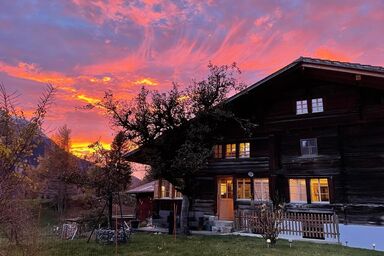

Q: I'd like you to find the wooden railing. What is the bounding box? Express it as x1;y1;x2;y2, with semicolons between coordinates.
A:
235;210;340;242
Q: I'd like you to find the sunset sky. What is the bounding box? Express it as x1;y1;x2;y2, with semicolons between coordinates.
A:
1;0;383;162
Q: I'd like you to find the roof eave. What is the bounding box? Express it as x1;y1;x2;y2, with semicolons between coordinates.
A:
301;63;384;78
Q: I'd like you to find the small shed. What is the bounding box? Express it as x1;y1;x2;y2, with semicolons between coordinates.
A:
127;181;155;221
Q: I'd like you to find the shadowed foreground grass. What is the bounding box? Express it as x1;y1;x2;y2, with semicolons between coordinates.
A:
4;233;384;256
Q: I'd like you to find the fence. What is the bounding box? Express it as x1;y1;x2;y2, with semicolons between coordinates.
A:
234;210;340;242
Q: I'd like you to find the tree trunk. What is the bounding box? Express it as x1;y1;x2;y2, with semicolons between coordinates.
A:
107;193;113;228
180;195;190;235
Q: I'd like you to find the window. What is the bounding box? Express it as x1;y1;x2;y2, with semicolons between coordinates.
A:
300;138;318;156
225;143;236;159
237;178;252;199
254;178;270;201
155;180;183;199
312;98;324;113
239;142;250;158
289;179;307;203
310;178;330;203
161;180;171;198
296;100;308;115
213;144;223;159
174;188;183;199
220;178;233;199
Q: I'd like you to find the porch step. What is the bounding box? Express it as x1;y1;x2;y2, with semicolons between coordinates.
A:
211;220;234;233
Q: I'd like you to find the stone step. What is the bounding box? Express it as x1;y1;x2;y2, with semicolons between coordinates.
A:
213;220;234;227
211;220;234;233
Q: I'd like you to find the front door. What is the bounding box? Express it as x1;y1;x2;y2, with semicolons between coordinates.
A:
217;176;234;220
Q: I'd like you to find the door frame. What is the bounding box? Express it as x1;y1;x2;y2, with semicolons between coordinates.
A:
216;175;235;220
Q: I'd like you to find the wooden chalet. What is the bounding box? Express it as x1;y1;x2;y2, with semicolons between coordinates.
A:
128;57;384;234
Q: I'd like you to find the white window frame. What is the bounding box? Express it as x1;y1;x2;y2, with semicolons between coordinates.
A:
310;178;330;204
239;142;250;158
296;100;308;115
289;178;307;203
311;98;324;113
300;138;318;156
254;178;270;201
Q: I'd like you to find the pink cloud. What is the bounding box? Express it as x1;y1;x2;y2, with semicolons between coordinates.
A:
2;0;384;160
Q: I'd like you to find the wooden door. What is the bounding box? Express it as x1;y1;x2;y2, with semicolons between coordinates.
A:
137;195;153;221
217;176;234;220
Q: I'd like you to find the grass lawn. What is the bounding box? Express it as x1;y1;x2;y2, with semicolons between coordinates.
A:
17;232;383;256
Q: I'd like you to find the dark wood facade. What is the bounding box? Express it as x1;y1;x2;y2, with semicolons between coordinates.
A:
190;58;384;225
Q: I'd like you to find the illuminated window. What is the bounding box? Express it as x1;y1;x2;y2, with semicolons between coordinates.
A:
289;179;307;203
237;178;252;199
220;178;233;199
254;178;270;201
225;144;236;159
296;100;308;115
300;138;318;156
161;180;171;198
213;145;223;159
310;178;329;203
311;98;324;113
174;188;182;199
239;142;250;158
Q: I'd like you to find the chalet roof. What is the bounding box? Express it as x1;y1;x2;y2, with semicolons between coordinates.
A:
127;180;155;194
226;56;384;103
299;57;384;74
125;56;384;163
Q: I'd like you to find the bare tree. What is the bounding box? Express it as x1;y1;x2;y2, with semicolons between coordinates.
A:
93;63;251;234
0;83;54;254
66;131;132;228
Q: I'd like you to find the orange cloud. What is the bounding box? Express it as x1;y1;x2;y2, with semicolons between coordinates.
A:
71;141;111;157
0;61;74;85
314;47;351;62
78;55;145;75
134;78;158;86
89;76;112;83
75;94;100;105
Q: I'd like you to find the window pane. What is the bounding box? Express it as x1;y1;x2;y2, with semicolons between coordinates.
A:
220;178;233;199
296;100;308;115
213;145;222;159
237;178;251;199
300;138;318;156
225;144;236;159
239;142;250;158
312;98;324;113
161;180;171;198
254;178;269;201
310;178;329;203
173;185;182;198
175;190;182;198
289;179;307;202
220;182;227;198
